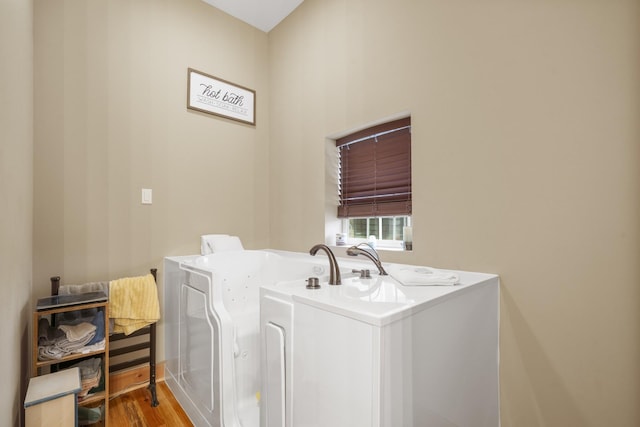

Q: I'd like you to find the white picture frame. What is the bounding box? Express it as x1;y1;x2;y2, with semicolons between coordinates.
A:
187;68;256;125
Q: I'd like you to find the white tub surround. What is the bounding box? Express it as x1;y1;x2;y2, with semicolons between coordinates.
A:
261;259;499;427
164;250;330;427
164;249;499;427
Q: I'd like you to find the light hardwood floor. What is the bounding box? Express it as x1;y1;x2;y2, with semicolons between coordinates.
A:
108;381;193;426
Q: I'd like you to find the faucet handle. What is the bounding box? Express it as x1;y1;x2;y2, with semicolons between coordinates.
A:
306;277;321;289
352;269;371;279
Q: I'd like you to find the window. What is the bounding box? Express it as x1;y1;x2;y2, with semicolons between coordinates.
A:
344;216;411;249
336;117;411;249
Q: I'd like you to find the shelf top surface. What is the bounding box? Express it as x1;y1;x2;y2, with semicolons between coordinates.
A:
25;367;81;407
36;291;108;311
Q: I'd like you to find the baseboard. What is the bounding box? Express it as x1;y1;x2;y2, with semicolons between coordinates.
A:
109;361;165;398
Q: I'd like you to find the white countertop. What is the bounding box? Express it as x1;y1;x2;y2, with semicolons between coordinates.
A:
262;267;498;327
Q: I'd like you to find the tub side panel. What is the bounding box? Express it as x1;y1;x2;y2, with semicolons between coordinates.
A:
381;279;500;427
292;303;375;427
163;257;182;382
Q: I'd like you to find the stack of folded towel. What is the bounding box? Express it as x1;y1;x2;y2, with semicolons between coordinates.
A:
200;234;244;255
58;281;109;297
53;290;109;332
78;405;103;426
38;315;106;361
68;358;102;400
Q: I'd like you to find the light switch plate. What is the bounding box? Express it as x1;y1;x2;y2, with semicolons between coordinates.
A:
142;188;152;204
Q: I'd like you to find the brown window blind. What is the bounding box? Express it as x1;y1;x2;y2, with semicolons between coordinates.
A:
337;117;411;218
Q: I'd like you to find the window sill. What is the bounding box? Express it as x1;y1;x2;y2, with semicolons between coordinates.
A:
334;244;411;253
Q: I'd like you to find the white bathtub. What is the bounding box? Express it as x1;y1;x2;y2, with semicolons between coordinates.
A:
260;266;500;427
164;249;499;427
163;250;330;427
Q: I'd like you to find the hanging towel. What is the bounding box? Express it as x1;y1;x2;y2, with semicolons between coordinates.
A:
388;265;459;286
109;274;160;335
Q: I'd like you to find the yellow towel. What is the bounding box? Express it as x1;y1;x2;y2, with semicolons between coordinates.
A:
109;274;160;335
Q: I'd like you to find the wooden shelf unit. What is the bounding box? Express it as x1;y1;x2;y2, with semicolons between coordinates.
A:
33;299;109;427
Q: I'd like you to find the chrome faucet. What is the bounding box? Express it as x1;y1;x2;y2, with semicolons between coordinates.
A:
309;244;342;285
346;243;388;276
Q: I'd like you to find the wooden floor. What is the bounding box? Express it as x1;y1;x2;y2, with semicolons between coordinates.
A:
108;381;193;426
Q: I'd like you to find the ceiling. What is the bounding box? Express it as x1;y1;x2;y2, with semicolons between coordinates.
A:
202;0;304;33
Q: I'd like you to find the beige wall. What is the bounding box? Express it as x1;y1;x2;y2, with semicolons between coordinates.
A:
0;0;33;425
269;0;640;426
22;0;640;425
33;0;270;358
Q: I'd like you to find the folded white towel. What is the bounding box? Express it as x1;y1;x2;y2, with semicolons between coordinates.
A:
201;234;244;254
38;330;97;360
72;338;105;355
388;265;459;286
59;322;97;342
58;281;109;296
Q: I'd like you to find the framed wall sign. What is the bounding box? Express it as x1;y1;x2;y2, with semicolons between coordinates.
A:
187;68;256;125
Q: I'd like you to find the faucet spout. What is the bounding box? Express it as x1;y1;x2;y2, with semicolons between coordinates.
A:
346;243;388;276
309;244;342;285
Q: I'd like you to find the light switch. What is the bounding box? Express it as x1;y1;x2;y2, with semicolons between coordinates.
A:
142;188;152;205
